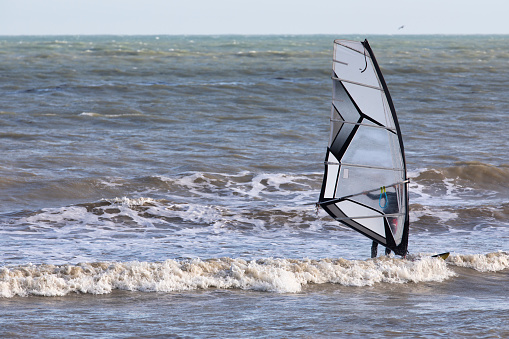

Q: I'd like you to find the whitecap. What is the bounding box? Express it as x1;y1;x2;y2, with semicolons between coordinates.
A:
0;256;456;298
447;251;509;272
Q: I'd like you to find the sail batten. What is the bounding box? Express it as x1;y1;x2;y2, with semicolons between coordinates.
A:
329;120;397;132
331;213;405;221
324;162;405;171
319;39;409;256
331;77;384;91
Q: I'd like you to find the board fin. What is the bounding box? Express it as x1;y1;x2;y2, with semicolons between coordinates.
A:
431;252;450;260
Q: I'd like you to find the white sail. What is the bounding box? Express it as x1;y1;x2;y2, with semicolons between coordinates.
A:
319;39;409;255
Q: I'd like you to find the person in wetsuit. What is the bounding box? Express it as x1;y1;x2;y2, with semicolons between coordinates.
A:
366;188;399;258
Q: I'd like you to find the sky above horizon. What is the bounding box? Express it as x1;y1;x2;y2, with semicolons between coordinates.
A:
1;0;508;36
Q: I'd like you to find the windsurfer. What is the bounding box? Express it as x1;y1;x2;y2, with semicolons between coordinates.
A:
367;189;399;258
318;40;409;260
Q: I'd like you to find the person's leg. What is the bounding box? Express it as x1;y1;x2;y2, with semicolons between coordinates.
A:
371;241;378;258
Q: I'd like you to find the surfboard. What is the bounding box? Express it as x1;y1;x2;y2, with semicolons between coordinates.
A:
432;252;450;260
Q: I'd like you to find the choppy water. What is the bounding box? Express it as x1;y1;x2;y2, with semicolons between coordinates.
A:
0;35;508;337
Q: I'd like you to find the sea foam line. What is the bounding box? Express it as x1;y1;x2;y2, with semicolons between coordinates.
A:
0;256;454;298
447;251;509;272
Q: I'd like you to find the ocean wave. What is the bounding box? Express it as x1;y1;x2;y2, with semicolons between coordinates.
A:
20;194;324;233
409;203;509;228
412;162;509;192
0;256;454;298
7;167;508;235
447;251;509;272
408;162;509;218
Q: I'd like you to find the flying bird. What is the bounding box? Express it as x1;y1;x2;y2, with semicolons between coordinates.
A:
398;25;405;30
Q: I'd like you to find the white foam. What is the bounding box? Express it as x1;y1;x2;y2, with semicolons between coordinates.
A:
409;168;500;208
19;197;166;233
158;171;318;204
410;205;459;223
24;205;100;227
447;252;509;272
174;204;224;225
79;112;143;118
80;112;101;117
109;196;157;208
0;256;455;298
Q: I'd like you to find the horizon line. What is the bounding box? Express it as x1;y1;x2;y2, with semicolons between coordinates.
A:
2;33;509;37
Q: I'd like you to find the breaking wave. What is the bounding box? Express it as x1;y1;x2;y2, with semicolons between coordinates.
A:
3;252;506;298
447;251;509;272
0;256;457;298
412;162;509;193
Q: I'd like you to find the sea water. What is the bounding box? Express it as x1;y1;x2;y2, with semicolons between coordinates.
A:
0;35;508;337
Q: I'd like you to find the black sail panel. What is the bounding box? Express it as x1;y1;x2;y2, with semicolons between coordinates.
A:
319;39;409;256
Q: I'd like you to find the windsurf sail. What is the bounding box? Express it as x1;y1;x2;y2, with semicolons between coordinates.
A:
318;39;409;256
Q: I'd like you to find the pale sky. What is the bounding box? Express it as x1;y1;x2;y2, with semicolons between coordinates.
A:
1;0;508;35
